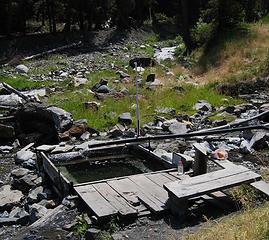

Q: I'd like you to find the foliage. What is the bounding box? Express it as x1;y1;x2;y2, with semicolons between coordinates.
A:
73;214;89;237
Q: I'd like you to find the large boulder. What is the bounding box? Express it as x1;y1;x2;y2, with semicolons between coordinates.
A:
0;185;24;211
15;103;73;144
15;64;29;74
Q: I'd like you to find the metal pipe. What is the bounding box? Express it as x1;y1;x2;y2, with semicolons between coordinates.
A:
88;124;269;149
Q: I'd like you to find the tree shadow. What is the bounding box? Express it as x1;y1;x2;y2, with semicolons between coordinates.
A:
194;26;252;75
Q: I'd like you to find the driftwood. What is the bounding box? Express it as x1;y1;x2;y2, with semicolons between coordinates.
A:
23;41;82;61
2;82;32;102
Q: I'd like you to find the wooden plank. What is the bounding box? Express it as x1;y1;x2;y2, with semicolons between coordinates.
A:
74;168;177;187
164;170;261;200
74;185;117;218
108;178;164;213
107;178;140;206
146;173;174;187
251;180;269;196
168;171;191;180
93;183;138;217
129;175;168;206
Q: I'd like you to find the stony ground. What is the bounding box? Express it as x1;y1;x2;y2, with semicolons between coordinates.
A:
0;27;269;240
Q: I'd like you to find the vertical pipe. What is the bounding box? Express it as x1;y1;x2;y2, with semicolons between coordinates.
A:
134;62;140;137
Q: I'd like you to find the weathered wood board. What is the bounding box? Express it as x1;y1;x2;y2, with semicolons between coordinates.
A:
164;170;261;200
74;185;117;218
93;182;138;217
251;180;269;196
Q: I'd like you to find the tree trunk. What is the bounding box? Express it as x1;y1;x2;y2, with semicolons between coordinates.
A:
180;0;193;52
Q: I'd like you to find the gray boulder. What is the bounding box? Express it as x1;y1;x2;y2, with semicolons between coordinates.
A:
250;132;268;150
0;185;24;211
15;150;36;164
118;112;132;125
9;207;30;225
168;122;188;135
27;186;44;203
194;100;212;112
15;64;29;74
29;203;47;223
11;168;32;178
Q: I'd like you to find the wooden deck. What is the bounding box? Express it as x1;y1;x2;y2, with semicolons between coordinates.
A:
74;170;182;219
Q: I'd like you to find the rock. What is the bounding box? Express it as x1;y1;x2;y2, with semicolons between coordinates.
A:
0;124;15;140
15;64;29;74
129;57;156;68
80;131;91;141
29;203;47;223
22;159;36;170
260;103;269;112
155;107;176;115
96;85;111;93
168;122;188;135
84;101;100;111
194;100;212;112
112;233;126;240
35;145;56;152
212;119;227;127
250;132;268;150
51;145;74;154
153;149;173;162
146;73;155;82
241;129;254;141
62;221;77;231
9;207;30;225
11;173;39;193
120;87;129;95
240;140;252;154
11;168;32;178
15;150;36;164
0;145;13;153
73;77;88;87
27;186;44;204
85;228;101;240
117;71;130;78
60;123;88;140
118;112;132;125
46;106;73;132
92;79;108;92
0;185;24;211
0;217;18;227
146;79;163;89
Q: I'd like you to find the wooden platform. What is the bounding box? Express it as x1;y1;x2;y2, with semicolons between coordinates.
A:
164;165;262;200
74;170;181;219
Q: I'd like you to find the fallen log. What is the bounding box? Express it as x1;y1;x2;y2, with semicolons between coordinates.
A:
23;41;82;61
2;82;32;102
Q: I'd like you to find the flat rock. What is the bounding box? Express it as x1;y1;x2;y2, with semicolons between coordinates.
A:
29;203;48;223
168;122;188;135
73;77;88;87
250;132;268;150
27;186;44;203
0;185;24;211
36;145;57;152
11;168;32;178
15;150;36;164
194;100;212;112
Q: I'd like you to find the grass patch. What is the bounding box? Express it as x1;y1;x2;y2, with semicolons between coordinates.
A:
48;70;241;131
183;201;269;240
190;19;269;84
0;75;56;90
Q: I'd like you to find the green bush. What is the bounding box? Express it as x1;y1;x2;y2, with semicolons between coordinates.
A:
191;18;216;46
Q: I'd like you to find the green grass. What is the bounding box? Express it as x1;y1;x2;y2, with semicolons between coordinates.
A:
183;201;269;240
0;75;56;90
48;70;241;131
